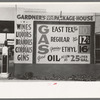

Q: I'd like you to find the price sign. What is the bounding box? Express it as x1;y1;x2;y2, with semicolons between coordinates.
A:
79;45;90;53
79;36;90;45
36;23;91;64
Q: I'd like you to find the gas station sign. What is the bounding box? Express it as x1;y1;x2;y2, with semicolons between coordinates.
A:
14;8;94;64
36;23;91;64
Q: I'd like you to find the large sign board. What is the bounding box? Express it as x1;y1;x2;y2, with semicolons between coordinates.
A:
36;22;91;64
14;8;94;64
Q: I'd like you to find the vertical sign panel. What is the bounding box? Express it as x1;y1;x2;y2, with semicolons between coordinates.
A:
14;8;33;63
36;23;90;64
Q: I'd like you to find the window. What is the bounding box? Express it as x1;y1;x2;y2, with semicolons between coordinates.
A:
95;34;100;63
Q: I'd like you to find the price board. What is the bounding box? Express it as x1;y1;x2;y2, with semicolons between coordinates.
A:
36;23;91;64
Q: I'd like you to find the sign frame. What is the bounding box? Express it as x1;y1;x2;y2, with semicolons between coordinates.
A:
34;21;95;64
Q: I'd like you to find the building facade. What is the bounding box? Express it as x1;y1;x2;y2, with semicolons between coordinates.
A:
1;5;100;80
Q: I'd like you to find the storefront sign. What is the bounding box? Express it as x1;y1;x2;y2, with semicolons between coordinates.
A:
17;14;95;22
14;8;93;64
14;8;33;63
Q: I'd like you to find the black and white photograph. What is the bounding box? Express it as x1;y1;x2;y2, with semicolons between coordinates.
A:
0;2;100;98
0;3;100;81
